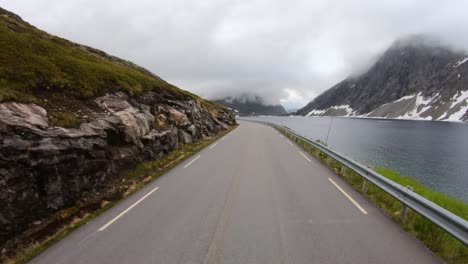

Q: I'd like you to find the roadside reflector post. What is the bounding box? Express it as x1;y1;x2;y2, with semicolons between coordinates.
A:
341;166;346;176
326;156;331;166
362;179;368;193
400;186;413;222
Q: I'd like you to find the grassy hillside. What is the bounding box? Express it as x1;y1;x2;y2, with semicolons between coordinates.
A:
0;7;222;115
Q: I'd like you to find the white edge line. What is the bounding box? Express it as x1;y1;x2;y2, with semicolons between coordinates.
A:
287;140;293;146
184;155;201;168
328;178;368;215
299;151;311;162
98;186;159;231
209;142;218;149
78;231;98;246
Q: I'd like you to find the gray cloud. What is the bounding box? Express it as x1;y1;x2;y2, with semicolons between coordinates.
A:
3;0;468;109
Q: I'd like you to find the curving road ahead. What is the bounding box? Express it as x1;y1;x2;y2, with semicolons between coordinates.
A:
30;121;440;264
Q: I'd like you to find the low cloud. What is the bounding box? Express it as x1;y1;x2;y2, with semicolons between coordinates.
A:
3;0;468;108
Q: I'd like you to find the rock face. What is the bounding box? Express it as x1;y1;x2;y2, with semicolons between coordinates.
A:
296;36;468;121
0;7;236;245
213;95;288;116
0;91;235;243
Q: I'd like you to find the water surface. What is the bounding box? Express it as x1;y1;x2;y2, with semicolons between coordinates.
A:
242;116;468;202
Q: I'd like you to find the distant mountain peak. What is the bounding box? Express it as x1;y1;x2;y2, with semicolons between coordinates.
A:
390;34;441;49
213;95;287;116
296;36;468;122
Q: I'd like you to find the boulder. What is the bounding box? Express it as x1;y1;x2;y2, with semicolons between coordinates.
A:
0;102;49;130
187;124;197;137
178;130;193;144
168;107;189;125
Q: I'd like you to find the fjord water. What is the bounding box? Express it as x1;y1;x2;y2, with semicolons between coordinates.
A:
242;116;468;202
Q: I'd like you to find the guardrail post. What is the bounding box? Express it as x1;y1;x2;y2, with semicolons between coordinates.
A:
362;179;368;193
340;166;346;176
326;156;331;166
400;205;409;222
400;186;413;222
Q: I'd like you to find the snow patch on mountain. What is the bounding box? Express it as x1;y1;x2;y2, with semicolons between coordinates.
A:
449;90;468;108
303;91;467;122
449;105;468;121
453;57;468;68
306;109;326;116
394;94;416;102
296;37;468;122
306;104;356;117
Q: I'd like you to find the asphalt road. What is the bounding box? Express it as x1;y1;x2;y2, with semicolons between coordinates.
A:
30;121;440;264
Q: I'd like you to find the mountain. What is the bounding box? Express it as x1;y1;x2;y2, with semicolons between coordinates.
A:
296;36;468;122
0;7;235;244
286;107;298;113
213;96;287;116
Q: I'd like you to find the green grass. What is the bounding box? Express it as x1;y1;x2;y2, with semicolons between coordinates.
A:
374;167;468;220
278;127;468;264
0;7;227;122
5;203;117;264
0;7;179;101
48;111;81;128
2;125;238;264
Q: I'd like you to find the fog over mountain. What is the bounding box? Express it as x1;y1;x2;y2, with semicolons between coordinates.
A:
296;36;468;121
213;95;288;116
3;1;468;109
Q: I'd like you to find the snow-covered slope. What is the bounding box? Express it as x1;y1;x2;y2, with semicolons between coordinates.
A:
306;91;467;122
297;36;468;122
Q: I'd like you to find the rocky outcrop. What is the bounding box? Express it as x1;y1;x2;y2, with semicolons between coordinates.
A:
0;91;235;243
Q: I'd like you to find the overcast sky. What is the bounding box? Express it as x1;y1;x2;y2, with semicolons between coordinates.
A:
2;0;468;109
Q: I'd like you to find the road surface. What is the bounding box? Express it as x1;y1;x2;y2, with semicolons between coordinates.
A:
30;121;440;264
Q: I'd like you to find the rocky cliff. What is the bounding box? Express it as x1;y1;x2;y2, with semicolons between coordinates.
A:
213;95;287;116
0;8;235;244
296;36;468;121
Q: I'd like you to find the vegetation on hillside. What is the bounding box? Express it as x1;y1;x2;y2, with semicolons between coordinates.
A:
0;7;224;114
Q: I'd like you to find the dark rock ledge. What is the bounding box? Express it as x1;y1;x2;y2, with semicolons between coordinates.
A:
0;92;235;243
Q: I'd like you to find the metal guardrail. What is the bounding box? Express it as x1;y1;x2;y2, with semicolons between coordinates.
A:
253;120;468;246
